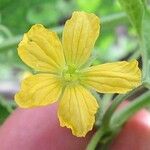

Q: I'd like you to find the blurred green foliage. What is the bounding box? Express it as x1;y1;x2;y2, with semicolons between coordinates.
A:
0;96;15;124
0;0;141;124
0;0;77;34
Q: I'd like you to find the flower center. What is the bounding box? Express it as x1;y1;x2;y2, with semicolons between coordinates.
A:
62;65;80;85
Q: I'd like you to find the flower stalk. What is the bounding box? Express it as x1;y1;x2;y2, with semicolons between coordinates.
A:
87;87;150;150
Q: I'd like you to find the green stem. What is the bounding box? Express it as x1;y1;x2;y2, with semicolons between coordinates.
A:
101;12;127;30
97;91;150;148
0;35;22;52
86;129;104;150
110;90;150;129
95;94;113;126
99;142;110;150
87;85;143;150
0;25;12;38
101;85;143;131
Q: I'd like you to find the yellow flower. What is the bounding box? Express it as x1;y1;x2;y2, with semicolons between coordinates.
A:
15;11;141;137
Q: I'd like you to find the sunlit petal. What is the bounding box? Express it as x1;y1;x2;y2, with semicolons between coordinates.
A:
58;85;99;137
83;60;141;93
15;74;62;108
18;24;65;73
62;11;100;67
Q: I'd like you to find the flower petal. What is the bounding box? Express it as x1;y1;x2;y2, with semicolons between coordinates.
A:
83;60;141;93
18;24;65;73
15;74;62;108
58;85;99;137
62;11;100;67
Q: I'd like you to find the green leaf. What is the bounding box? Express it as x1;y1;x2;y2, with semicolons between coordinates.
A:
118;0;144;35
141;10;150;84
1;0;57;34
0;104;10;124
0;0;12;9
27;3;60;26
0;96;16;124
118;0;150;86
77;0;101;12
141;11;150;54
0;97;13;124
